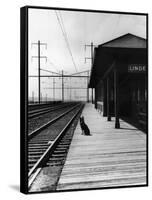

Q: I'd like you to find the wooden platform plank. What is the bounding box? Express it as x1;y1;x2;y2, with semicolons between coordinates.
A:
57;103;147;190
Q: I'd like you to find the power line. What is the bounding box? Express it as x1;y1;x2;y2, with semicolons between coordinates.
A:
69;70;90;76
40;68;62;76
47;58;60;73
55;10;78;72
57;11;77;72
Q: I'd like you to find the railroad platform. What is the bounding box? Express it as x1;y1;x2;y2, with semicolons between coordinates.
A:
57;103;147;190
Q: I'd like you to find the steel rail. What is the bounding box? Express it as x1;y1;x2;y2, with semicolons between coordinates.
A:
29;102;63;113
28;103;81;140
28;103;73;119
28;103;56;111
28;104;83;179
29;106;55;114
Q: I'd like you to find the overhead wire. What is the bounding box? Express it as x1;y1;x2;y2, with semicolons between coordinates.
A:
55;10;78;72
47;11;61;74
47;58;60;73
58;11;78;72
40;68;62;75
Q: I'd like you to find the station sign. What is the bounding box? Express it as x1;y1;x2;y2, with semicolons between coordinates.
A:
128;64;146;73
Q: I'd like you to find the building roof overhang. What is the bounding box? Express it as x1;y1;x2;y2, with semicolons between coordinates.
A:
89;33;147;88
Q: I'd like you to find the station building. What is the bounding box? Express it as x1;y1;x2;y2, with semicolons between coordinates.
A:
89;33;147;132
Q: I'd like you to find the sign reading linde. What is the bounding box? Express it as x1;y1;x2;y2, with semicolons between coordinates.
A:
128;64;146;73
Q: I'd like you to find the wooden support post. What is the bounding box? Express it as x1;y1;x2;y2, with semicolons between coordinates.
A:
114;69;120;128
107;77;111;121
94;87;97;109
92;88;93;104
103;80;107;116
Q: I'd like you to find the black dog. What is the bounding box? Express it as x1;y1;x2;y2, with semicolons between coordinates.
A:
80;116;91;136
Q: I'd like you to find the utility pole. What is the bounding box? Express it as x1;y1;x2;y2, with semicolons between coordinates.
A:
40;92;42;103
53;77;56;102
85;42;95;103
38;41;41;103
85;42;94;65
87;71;89;102
91;42;94;103
70;87;71;101
41;70;61;102
62;70;64;102
31;41;47;104
32;91;34;103
70;77;71;101
46;94;47;103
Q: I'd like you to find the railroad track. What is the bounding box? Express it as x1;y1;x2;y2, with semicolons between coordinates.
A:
28;102;61;111
28;102;75;119
28;103;84;189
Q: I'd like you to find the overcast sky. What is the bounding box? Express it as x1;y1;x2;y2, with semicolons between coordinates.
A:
29;8;146;75
28;8;146;101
